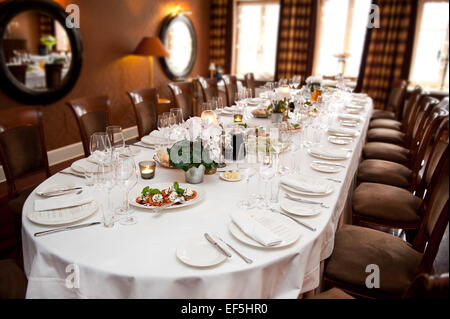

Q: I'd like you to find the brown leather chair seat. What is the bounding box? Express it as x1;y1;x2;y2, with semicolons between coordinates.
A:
357;159;412;188
352;183;422;224
325;225;422;297
0;259;27;299
7;186;36;217
363;142;410;164
367;128;406;144
369;118;402;131
371;109;396;120
308;287;354;299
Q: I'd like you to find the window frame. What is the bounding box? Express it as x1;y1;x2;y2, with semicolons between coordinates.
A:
231;0;280;81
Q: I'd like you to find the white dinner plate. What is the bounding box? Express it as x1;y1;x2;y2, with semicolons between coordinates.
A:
153;154;174;169
35;182;79;197
71;158;99;174
219;172;242;182
129;183;203;211
328;127;360;138
308;147;350;161
141;135;175;146
328;136;353;145
338;114;363;122
280;176;334;197
228;211;301;248
27;200;99;226
280;197;322;217
310;161;342;173
176;236;227;268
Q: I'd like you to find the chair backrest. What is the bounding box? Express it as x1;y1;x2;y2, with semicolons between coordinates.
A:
0;106;50;197
127;88;158;139
412;142;449;266
385;79;407;119
222;74;238;107
197;77;218;103
66;95;110;157
406;96;438;147
437;96;449;111
403;273;449;299
244;73;256;98
401;86;422;128
44;63;63;89
167;82;194;121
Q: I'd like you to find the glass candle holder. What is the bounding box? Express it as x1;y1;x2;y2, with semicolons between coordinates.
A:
234;114;243;123
139;161;155;179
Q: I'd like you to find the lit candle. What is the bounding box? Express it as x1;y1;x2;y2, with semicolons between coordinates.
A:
280;85;291;97
201;110;218;126
139;161;156;179
234;114;243;123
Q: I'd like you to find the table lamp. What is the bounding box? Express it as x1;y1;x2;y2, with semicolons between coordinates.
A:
133;37;169;88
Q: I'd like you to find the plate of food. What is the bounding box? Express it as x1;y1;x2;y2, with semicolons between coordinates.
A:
219;171;241;182
251;108;269;118
130;182;203;210
153;149;174;169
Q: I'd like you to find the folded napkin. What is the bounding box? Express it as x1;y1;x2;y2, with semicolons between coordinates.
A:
309;146;348;159
231;212;282;246
34;194;93;212
281;176;327;194
328;127;358;137
338;114;362;122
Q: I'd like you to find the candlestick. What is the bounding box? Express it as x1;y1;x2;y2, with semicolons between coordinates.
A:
139;161;156;179
201;110;218;126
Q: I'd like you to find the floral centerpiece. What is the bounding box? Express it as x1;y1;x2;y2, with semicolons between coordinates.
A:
40;35;56;53
305;76;323;92
266;99;288;123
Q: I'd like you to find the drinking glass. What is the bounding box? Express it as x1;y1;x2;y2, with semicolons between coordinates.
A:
170;108;184;124
236;143;257;209
157;114;169;143
115;157;139;225
258;155;276;209
106;126;125;161
90;132;111;164
97;162;116;227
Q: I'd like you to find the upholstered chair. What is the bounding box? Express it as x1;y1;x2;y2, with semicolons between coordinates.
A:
167;82;194;121
222;74;238;107
127;88;158;139
197;77;219;103
244;73;256;98
371;79;407;121
0;259;27;299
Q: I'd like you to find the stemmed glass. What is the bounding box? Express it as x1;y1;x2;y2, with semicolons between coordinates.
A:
96;162;116;227
115;157;139;225
258;154;276;209
170;108;184;124
236;142;257;209
90;132;111;164
106;126;125;161
157;114;169;146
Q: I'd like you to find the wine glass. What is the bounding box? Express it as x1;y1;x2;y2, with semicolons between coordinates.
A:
170;108;184;124
236;142;257;209
90;132;111;164
258;154;276;209
115;157;138;225
97;162;116;227
106;126;125;161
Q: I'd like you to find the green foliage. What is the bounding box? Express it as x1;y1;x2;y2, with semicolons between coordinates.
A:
267;100;287;113
168;139;218;172
141;186;161;196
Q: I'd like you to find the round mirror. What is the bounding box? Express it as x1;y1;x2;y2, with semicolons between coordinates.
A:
0;0;82;105
159;15;197;80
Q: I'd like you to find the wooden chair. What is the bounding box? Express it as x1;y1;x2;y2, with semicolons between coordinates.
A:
222;74;238;107
402;273;449;299
7;65;26;84
127;88;158;139
371;79;408;121
66;95;110;157
244;73;256;98
0;106;50;218
197;77;219;103
323;151;449;298
0;259;27;299
44;63;63;89
370;86;422;131
167;82;194;121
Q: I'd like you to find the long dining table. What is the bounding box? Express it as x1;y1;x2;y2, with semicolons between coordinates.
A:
21;94;373;298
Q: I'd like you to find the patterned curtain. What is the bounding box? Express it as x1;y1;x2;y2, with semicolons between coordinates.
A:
275;0;318;81
209;0;232;74
356;0;419;109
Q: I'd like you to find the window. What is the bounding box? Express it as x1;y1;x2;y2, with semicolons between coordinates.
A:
232;0;280;81
313;0;372;80
410;0;449;91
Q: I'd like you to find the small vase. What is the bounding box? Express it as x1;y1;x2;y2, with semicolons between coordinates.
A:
185;165;205;184
205;166;216;175
271;113;283;124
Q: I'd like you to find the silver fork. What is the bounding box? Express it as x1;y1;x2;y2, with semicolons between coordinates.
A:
284;193;330;208
216;235;253;264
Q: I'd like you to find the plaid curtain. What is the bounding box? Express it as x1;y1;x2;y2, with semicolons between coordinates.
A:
275;0;318;81
356;0;418;109
209;0;232;73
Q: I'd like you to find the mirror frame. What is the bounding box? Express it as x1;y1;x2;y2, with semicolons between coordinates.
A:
0;0;83;105
159;14;197;81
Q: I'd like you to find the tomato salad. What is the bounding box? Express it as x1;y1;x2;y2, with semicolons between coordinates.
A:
136;182;197;207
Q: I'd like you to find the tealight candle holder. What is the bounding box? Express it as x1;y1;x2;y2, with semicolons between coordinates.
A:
139;161;155;179
234;114;243;123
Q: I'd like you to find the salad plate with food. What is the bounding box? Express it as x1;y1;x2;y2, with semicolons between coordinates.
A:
130;182;203;211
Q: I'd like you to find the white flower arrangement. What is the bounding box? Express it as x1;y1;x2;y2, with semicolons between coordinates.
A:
305;76;323;85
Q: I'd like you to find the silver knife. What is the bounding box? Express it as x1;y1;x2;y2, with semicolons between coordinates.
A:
40;187;83;196
216;236;253;264
34;222;101;237
204;233;232;257
59;171;86;179
312;161;347;168
270;209;316;232
133;143;156;150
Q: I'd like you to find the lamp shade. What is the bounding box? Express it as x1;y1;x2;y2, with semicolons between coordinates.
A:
133;37;169;57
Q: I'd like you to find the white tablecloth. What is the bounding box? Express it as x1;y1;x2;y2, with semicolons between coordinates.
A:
22;96;373;299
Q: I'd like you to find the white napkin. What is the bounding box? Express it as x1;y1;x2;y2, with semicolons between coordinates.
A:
281;176;327;194
34;194;93;212
231;212;282;246
338;114;362;122
309;146;349;159
328;127;358;137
